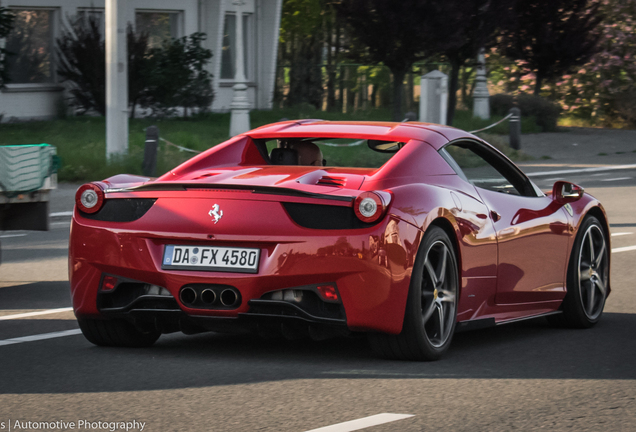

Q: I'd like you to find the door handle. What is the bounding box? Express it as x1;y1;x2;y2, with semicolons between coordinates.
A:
490;210;501;222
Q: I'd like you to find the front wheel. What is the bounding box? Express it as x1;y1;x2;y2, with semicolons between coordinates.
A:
553;216;609;328
368;226;459;361
78;318;160;347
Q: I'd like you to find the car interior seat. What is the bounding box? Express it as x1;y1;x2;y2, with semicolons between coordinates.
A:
270;148;299;165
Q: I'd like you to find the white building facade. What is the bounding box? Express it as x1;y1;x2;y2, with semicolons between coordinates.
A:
0;0;282;121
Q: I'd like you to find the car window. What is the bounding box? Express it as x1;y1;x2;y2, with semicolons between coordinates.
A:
441;141;537;197
262;138;401;168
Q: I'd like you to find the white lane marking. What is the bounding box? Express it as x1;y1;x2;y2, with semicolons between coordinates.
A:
600;177;632;182
0;329;82;347
304;414;415;432
612;245;636;254
51;221;71;227
0;233;27;239
50;211;73;217
0;307;74;321
612;232;633;237
526;164;636;177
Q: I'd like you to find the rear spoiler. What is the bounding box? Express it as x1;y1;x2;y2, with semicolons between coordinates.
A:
105;183;354;203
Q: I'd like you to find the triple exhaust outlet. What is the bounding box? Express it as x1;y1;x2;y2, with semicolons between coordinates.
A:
179;286;239;308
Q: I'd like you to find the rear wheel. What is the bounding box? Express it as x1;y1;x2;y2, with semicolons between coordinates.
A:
368;226;459;361
552;216;609;328
78;318;160;347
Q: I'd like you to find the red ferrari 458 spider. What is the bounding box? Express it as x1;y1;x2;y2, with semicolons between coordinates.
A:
69;120;610;360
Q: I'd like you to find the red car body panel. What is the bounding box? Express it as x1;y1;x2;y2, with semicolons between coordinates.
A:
69;121;610;336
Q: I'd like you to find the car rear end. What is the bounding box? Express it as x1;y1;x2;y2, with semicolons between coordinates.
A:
69;178;416;339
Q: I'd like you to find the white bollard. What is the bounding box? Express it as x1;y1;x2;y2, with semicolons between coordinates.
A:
419;70;448;125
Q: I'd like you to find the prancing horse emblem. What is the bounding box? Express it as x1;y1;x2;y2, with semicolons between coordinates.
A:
209;204;223;224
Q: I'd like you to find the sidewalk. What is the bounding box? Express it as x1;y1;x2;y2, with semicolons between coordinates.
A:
516;127;636;173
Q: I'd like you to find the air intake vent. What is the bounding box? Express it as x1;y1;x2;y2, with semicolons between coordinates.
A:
192;172;220;180
316;176;346;187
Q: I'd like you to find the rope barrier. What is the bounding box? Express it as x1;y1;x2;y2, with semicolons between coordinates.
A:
468;113;513;134
155;112;516;156
320;140;365;147
160;137;202;154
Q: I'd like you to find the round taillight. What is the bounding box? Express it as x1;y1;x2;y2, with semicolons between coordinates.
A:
354;191;389;224
76;183;105;214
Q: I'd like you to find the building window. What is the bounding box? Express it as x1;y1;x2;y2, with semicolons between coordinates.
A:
220;13;253;80
136;11;181;49
76;8;105;36
5;9;55;84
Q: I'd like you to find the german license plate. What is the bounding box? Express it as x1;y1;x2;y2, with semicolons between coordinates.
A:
162;245;260;273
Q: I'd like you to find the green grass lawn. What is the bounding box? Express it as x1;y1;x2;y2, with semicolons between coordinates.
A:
0;108;538;182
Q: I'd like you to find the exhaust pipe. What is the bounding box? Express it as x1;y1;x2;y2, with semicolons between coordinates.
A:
179;286;197;305
201;289;217;305
220;289;238;307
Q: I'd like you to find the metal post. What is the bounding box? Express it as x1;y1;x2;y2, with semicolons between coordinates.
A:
143;126;159;177
105;0;128;158
229;0;251;137
509;107;521;150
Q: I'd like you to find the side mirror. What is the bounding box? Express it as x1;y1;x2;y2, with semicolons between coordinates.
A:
552;181;584;204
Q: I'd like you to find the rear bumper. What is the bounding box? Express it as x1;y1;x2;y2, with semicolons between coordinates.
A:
69;210;422;334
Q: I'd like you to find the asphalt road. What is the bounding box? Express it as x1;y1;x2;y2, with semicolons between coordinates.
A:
3;125;636;432
1;181;635;432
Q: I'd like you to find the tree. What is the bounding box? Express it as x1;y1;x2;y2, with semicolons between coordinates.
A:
501;0;602;96
436;0;516;124
337;0;449;121
279;0;325;109
57;16;213;117
142;33;214;117
56;14;106;115
0;7;15;87
57;17;150;116
556;0;636;124
128;26;150;118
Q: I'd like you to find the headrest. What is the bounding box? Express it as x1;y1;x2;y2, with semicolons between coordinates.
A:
270;148;299;165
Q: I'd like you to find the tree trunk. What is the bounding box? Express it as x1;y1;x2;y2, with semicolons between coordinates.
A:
460;66;474;108
345;66;355;113
534;69;544;96
326;9;336;111
335;20;342;112
406;70;414;111
273;38;286;108
391;68;406;121
286;35;323;108
446;54;461;126
371;83;377;108
339;65;345;113
361;72;368;110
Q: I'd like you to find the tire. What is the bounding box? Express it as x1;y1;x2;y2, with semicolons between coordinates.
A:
78;318;160;347
551;215;609;328
368;226;459;361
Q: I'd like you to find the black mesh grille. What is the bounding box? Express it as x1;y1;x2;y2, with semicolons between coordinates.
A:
97;282;179;312
282;202;375;230
316;176;346;187
80;198;156;222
